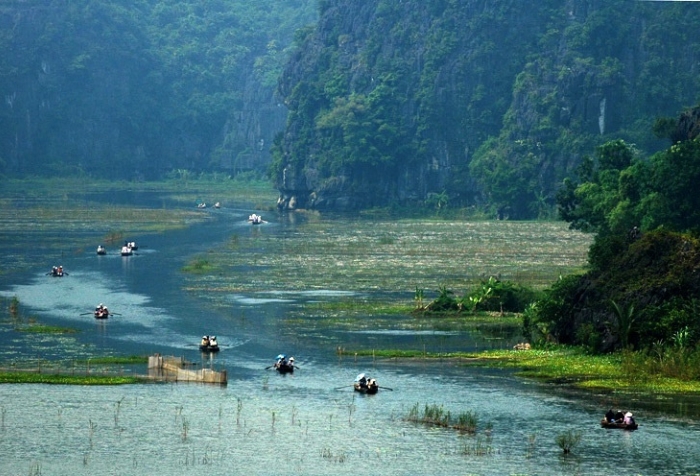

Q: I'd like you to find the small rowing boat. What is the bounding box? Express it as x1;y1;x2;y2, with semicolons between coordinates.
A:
199;336;220;352
272;355;295;373
600;419;638;430
354;373;379;394
94;305;109;319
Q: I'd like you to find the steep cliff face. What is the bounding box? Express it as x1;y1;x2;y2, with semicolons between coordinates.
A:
274;0;700;215
0;1;317;179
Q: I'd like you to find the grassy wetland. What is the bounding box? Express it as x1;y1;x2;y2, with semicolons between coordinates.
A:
5;177;700;398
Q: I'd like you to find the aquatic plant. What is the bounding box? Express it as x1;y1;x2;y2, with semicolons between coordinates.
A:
16;324;79;334
182;258;217;274
454;410;479;433
414;286;425;311
236;398;243;426
9;296;19;317
28;462;42;476
320;448;347;463
0;372;143;385
181;417;189;441
555;430;581;454
407;403;480;433
461;437;495;456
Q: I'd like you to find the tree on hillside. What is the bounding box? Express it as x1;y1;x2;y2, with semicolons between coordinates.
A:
529;105;700;353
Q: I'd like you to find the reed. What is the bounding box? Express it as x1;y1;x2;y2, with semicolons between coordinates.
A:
320;448;347;463
407;403;481;433
28;462;42;476
461;437;495;456
9;296;19;317
0;372;143;385
555;430;582;454
181;417;189;441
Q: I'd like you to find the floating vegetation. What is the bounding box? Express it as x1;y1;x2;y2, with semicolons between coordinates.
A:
182;258;217;274
73;356;147;365
0;372;144;385
406;403;480;433
16;324;79;334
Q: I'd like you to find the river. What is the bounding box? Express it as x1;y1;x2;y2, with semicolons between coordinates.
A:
0;192;698;476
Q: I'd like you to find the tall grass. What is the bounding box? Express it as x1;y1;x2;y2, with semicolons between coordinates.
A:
406;403;480;433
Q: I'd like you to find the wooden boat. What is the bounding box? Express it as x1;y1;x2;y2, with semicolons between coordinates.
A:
354;373;379;394
94;308;109;319
274;360;294;373
96;245;106;255
121;245;133;256
199;336;220;353
50;267;64;277
127;241;138;251
600;418;638;430
354;381;379;394
248;214;264;225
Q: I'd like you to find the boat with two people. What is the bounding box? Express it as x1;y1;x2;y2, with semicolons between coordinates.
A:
271;354;295;373
601;409;638;430
121;241;134;256
199;335;220;353
94;303;109;319
96;245;106;255
248;213;264;225
49;266;65;277
354;373;379;394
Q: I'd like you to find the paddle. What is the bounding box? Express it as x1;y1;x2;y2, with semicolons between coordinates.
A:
264;365;275;370
79;312;93;316
378;386;394;391
333;385;354;391
110;313;122;316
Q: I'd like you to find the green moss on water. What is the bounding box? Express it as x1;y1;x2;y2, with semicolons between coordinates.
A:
182;258;218;274
73;355;148;365
16;325;79;334
0;372;145;385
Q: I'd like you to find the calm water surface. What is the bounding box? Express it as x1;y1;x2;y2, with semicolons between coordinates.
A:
1;193;699;475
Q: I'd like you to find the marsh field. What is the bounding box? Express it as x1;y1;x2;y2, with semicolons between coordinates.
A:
2;179;700;476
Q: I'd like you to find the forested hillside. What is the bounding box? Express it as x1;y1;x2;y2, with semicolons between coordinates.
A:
0;0;317;179
273;0;700;216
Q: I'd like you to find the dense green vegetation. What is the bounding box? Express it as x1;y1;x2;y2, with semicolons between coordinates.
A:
274;1;700;215
0;372;145;385
518;107;700;376
0;0;317;179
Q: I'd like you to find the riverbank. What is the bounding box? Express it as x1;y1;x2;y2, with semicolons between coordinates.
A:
348;346;700;394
